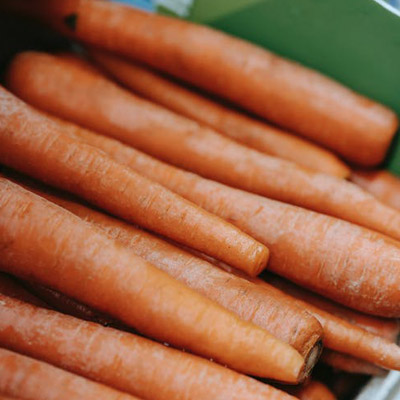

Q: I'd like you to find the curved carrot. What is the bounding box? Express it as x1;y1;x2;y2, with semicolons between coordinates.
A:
0;85;268;277
32;110;400;317
0;177;304;382
9;173;322;370
294;381;336;400
351;170;400;211
13;0;398;166
0;272;47;307
257;276;400;370
0;295;297;400
0;347;137;400
7;52;400;243
90;50;349;178
321;350;386;376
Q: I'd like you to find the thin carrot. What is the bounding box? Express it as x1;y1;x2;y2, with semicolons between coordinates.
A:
29;109;400;318
8;0;398;166
0;295;297;400
8;172;322;370
0;347;139;400
0;85;268;277
0;177;305;382
294;381;336;400
351;170;400;211
321;350;386;376
7;52;400;243
90;50;349;178
0;272;47;307
256;276;400;370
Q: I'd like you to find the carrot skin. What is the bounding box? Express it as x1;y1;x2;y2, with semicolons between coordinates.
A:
9;173;322;368
257;276;400;370
321;350;386;376
0;177;304;382
6;52;400;243
31;110;400;318
0;85;268;277
0;347;138;400
351;170;400;212
90;50;350;178
0;295;297;400
12;0;398;165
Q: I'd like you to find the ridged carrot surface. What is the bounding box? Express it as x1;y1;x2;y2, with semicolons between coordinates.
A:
0;347;138;400
0;295;297;400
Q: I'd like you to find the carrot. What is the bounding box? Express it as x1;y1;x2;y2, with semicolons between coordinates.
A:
264;275;400;343
0;295;297;400
321;350;386;376
351;170;400;211
0;347;138;400
294;381;336;400
89;50;349;178
0;272;47;307
8;171;322;370
0;177;305;382
0;85;268;277
7;52;400;243
9;0;398;166
256;276;400;370
24;108;400;318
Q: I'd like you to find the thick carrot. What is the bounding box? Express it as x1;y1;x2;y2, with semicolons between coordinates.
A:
7;52;400;243
0;295;297;400
8;172;322;370
0;272;47;307
0;177;305;382
9;0;398;166
264;275;400;343
321;350;386;376
90;50;349;178
256;276;400;370
0;347;138;400
30;110;400;317
0;85;268;277
294;381;336;400
351;170;400;211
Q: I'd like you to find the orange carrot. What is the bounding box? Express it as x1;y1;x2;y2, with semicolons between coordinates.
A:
0;295;297;400
8;172;322;369
7;52;400;243
256;276;400;370
0;347;139;400
294;381;336;400
0;272;47;307
321;350;386;376
0;177;305;382
8;0;398;166
0;85;268;277
264;275;400;343
352;170;400;211
90;50;349;178
25;109;400;318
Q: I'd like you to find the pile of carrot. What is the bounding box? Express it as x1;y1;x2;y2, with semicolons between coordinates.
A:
0;1;399;399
